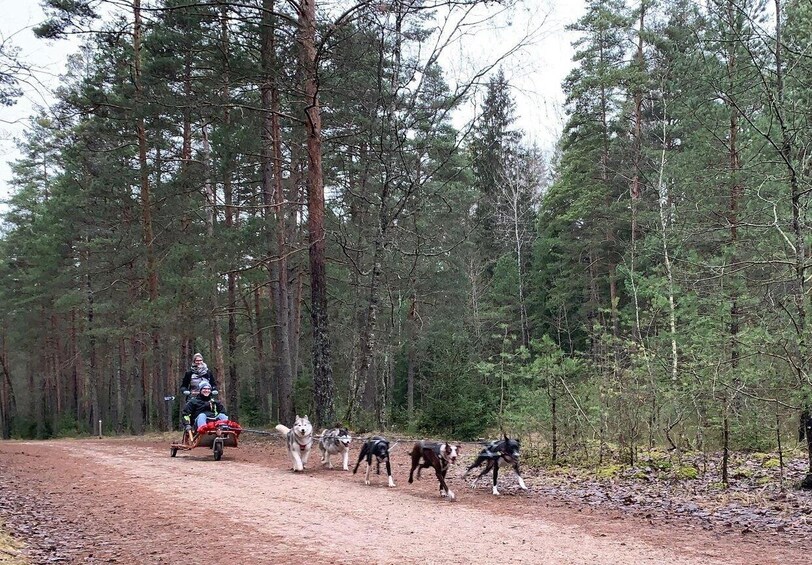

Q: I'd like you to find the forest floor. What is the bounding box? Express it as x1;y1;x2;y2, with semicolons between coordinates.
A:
0;434;810;564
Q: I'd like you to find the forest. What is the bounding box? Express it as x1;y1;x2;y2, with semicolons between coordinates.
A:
1;0;811;484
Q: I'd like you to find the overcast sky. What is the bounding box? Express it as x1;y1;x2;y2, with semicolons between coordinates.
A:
0;0;585;207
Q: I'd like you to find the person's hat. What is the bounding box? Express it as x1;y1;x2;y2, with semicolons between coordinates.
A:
200;381;212;392
193;353;204;361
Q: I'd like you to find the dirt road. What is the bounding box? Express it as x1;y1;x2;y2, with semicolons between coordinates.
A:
0;437;806;564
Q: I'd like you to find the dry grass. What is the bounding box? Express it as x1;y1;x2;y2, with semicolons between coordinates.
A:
0;526;26;565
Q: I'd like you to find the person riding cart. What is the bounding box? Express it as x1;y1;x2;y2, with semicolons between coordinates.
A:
182;382;228;432
171;381;240;461
180;353;217;398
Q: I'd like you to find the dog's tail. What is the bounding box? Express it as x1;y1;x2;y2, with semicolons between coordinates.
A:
275;424;290;435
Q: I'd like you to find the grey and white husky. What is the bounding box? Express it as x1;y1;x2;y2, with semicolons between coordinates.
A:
275;415;314;472
318;425;352;471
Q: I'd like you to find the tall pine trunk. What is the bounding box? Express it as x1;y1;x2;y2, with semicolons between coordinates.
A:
0;328;17;439
201;128;226;404
261;0;294;424
300;0;335;427
722;0;743;484
133;0;161;430
221;4;239;422
773;0;810;472
253;285;271;420
85;246;100;434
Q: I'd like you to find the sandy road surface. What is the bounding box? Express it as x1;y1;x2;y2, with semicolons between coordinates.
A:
0;438;805;564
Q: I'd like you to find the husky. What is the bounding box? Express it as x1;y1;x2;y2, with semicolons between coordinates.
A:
275;415;314;472
463;434;528;495
318;424;352;471
352;436;395;487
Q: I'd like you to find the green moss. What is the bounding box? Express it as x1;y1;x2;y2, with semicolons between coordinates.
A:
675;466;699;480
731;467;752;479
596;464;624;479
762;458;780;469
653;459;673;471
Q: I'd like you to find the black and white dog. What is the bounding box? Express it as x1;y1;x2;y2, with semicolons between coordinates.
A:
318;424;352;471
408;441;460;500
275;415;313;472
352;436;395;487
463;434;528;495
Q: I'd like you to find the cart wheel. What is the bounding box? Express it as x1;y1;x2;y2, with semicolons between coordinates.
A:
213;441;223;461
170;446;178;457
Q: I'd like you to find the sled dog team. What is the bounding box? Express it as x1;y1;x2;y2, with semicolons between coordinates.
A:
275;415;529;499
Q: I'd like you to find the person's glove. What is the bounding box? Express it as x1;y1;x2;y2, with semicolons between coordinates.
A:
184;424;192;431
183;390;190;396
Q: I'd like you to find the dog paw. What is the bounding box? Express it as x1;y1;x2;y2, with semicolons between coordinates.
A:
364;480;371;485
492;487;501;495
447;490;455;500
388;478;396;488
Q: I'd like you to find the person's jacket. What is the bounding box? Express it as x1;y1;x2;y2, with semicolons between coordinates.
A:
182;395;225;422
180;367;217;396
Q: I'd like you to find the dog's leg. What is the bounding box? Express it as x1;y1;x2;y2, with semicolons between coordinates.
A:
513;461;528;490
352;445;368;476
301;445;311;468
463;455;488;480
492;461;500;495
437;466;454;500
364;449;374;485
386;457;395;487
341;448;349;471
408;449;421;484
470;460;493;489
291;448;304;472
